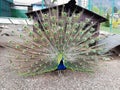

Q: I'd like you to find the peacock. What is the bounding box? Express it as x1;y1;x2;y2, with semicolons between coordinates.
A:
5;4;104;76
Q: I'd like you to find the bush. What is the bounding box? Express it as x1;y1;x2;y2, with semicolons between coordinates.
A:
112;21;118;28
116;18;120;24
104;13;110;27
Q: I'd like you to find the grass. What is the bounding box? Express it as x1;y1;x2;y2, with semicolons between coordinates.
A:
100;25;120;34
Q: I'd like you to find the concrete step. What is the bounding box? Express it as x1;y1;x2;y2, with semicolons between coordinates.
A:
0;17;33;25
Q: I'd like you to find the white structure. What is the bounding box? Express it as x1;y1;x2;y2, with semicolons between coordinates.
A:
0;17;33;25
81;0;88;8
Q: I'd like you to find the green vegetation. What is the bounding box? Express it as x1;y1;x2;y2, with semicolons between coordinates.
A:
104;13;110;27
92;6;99;14
92;6;105;16
101;25;120;34
100;12;120;34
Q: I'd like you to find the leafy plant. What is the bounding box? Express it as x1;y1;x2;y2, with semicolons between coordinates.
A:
112;19;119;28
52;0;57;3
104;13;110;27
92;6;100;14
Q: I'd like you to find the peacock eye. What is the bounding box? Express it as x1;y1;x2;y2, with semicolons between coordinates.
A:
34;22;39;27
62;12;67;17
7;4;105;75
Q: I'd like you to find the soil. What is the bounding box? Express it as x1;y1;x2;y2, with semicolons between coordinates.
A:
0;24;120;90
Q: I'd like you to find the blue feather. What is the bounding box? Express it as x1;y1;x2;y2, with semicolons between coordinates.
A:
57;57;66;70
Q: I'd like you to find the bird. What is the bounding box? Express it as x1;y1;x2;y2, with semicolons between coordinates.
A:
57;54;66;70
6;3;104;76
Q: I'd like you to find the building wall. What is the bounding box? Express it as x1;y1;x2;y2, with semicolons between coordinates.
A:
6;0;13;3
11;8;27;18
11;6;28;18
0;0;13;17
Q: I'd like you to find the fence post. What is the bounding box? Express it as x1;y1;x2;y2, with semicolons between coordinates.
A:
88;0;93;11
110;0;115;32
42;0;44;9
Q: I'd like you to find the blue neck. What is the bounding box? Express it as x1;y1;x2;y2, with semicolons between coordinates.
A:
57;57;66;70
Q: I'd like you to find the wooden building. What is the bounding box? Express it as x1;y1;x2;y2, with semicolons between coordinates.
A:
26;0;107;33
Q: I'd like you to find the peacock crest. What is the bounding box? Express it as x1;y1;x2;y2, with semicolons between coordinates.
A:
6;8;104;76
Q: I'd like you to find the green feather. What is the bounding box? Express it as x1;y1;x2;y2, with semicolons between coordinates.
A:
6;8;105;76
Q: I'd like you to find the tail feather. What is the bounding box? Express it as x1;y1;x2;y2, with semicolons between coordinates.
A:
5;7;104;76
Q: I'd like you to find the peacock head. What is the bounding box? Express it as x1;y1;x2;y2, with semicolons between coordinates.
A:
57;53;66;70
57;53;64;64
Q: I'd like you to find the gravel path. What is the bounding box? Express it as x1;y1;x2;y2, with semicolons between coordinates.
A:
0;24;120;90
0;49;120;90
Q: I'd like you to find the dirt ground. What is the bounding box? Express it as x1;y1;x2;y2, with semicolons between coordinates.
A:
0;24;120;90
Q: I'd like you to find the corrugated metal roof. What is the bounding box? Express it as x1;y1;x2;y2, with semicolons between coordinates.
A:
99;34;120;54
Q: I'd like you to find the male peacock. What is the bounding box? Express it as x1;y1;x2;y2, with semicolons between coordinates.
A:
6;3;104;76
